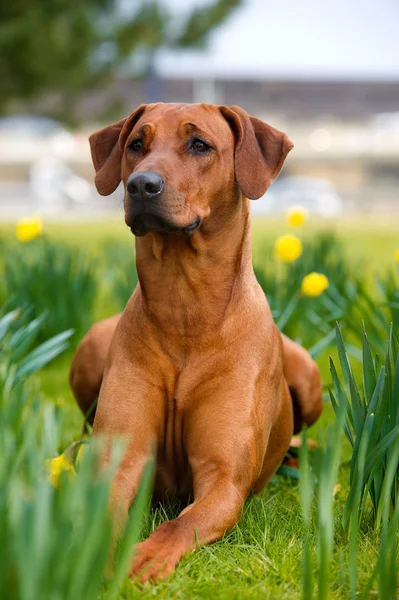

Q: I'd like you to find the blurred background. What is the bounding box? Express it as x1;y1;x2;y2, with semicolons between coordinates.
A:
1;5;399;598
0;0;398;220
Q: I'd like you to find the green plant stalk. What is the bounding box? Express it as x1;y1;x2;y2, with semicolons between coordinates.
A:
317;406;345;600
299;428;314;600
349;430;368;600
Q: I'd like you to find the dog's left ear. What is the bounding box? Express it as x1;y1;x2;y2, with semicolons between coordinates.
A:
89;105;147;195
220;105;294;200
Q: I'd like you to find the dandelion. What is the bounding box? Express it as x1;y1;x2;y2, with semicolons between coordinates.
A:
287;205;309;228
16;215;42;242
45;454;76;488
275;234;303;263
301;272;329;297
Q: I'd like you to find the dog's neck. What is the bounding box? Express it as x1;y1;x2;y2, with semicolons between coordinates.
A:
134;197;255;338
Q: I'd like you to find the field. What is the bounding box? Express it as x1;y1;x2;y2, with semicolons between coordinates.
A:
1;215;398;600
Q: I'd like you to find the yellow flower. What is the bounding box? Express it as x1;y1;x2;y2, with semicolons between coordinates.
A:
45;454;76;488
301;272;329;297
275;234;303;263
395;249;399;263
287;206;309;227
333;483;341;497
16;215;42;242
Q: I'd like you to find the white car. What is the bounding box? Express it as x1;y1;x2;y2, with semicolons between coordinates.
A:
251;176;343;218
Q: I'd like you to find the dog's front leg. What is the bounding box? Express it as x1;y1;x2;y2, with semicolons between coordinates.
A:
130;385;269;583
93;361;163;530
131;470;247;583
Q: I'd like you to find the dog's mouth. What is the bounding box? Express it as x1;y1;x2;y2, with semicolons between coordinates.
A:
130;214;201;237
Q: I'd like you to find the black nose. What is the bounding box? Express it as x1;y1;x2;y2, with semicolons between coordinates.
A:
127;172;164;201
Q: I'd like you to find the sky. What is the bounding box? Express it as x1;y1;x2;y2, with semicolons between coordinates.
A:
155;0;399;80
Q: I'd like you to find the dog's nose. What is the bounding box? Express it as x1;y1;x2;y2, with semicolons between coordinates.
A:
127;172;164;201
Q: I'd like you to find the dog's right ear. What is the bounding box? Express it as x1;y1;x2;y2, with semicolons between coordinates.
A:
89;105;147;195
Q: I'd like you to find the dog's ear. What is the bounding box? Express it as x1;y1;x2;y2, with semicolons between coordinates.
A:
220;105;293;200
89;105;147;195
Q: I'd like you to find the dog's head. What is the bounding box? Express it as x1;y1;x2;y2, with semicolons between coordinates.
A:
89;103;293;236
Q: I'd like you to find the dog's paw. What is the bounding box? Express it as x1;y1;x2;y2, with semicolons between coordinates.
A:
130;521;186;584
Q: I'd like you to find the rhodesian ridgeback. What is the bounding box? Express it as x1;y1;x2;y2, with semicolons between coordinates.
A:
70;103;322;582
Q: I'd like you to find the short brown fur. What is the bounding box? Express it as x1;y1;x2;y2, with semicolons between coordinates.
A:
70;103;322;582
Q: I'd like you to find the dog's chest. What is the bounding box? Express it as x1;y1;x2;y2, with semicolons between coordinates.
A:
154;396;192;501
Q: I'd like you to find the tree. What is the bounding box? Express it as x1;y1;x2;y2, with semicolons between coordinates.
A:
0;0;241;119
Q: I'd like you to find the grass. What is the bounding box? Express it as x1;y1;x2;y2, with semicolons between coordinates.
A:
0;216;398;599
116;480;382;600
330;324;399;529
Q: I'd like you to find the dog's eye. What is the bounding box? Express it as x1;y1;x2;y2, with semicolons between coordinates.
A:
128;139;143;152
189;138;211;154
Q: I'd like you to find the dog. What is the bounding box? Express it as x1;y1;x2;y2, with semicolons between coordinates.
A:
70;102;323;582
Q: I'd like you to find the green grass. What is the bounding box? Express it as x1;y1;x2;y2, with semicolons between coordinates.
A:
115;482;379;600
1;216;398;599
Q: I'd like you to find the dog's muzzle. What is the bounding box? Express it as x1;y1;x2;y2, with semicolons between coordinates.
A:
125;171;200;237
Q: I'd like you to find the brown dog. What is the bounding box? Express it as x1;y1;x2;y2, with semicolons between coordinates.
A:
70;103;322;582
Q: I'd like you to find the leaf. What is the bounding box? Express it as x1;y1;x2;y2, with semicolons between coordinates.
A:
335;323;351;386
15;329;74;379
330;357;354;436
363;425;399;483
8;313;48;362
0;310;19;341
375;432;399;528
362;325;376;403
